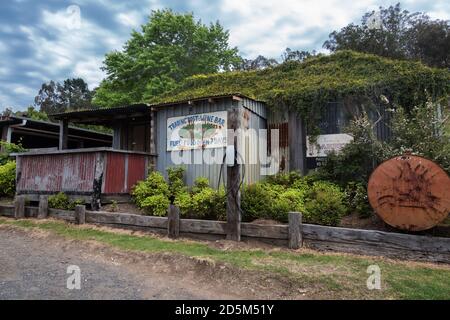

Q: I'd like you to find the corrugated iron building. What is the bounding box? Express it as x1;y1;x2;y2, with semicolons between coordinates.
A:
12;93;394;206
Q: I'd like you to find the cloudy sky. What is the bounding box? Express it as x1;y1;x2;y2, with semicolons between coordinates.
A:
1;0;449;111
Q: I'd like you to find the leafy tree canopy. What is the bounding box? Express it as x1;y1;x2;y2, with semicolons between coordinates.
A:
93;9;241;108
323;3;450;69
34;78;94;114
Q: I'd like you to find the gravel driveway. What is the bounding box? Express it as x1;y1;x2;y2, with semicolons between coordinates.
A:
0;226;243;300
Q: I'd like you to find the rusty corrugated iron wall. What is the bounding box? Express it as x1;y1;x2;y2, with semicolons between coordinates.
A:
16;149;149;196
103;152;147;194
17;152;97;193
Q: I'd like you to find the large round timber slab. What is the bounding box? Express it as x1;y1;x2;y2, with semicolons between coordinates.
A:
368;154;450;231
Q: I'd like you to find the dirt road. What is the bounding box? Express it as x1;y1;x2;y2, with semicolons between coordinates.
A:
0;226;254;300
0;223;305;300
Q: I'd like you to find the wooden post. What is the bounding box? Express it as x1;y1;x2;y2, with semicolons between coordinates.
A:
288;212;302;249
38;195;48;219
14;195;25;219
112;122;122;149
74;205;86;224
59;119;69;150
226;106;241;241
149;109;156;155
167;204;180;238
91;153;105;211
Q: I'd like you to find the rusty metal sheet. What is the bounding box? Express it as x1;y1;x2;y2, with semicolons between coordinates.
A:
368;154;450;231
17;153;96;193
104;152;126;194
126;154;146;191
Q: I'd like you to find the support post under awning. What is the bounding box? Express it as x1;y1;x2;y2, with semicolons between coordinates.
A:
59;119;68;150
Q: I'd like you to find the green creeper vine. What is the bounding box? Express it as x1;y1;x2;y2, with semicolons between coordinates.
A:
150;50;450;139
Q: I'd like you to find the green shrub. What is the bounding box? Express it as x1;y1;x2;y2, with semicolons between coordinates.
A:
174;190;193;215
0;161;16;197
140;194;170;216
314;112;387;187
241;182;307;223
167;166;187;197
48;192;71;210
48;192;84;210
191;176;210;193
175;177;226;220
303;181;347;226
0;141;25;165
67;199;85;210
132;171;170;216
110;200;119;212
344;182;372;217
265;171;303;187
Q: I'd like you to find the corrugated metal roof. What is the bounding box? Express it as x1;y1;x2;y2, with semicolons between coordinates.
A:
51;103;150;120
51;93;263;121
0;115;112;138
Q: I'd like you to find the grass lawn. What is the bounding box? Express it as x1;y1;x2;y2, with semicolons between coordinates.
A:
1;217;449;300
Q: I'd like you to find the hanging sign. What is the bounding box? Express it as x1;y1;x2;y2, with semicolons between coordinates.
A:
167;111;227;151
306;133;353;158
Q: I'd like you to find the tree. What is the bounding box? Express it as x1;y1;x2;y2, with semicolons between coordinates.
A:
60;78;93;111
34;78;93;114
15;106;49;121
281;48;316;62
238;55;279;71
406;19;450;69
34;80;64;114
93;9;241;108
323;3;450;68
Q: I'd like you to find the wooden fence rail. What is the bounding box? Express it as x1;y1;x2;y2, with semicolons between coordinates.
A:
1;203;449;263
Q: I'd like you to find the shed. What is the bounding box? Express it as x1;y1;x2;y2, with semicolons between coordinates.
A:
0;115;112;150
12;51;449;208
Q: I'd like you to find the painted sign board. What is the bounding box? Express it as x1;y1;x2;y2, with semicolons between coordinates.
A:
306;133;354;158
167;111;227;151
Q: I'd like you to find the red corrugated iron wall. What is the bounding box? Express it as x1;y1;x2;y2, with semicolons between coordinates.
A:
17;153;96;193
126;154;146;191
103;152;146;194
17;150;148;196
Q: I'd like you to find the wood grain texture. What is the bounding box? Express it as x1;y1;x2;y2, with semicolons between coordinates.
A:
74;205;86;224
226;106;242;241
167;205;180;238
38;195;48;219
85;211;167;229
14;196;25;219
288;212;302;249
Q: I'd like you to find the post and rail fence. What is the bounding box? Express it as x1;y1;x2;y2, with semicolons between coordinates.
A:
1;196;449;263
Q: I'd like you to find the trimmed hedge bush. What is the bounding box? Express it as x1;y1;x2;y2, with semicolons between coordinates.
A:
0;161;16;197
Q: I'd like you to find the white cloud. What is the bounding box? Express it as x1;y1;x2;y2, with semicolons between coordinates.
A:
219;0;450;58
219;0;380;57
12;85;34;96
117;11;144;28
73;58;105;88
17;8;127;89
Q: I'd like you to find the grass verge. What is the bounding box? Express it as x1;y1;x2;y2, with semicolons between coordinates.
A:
1;217;449;300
